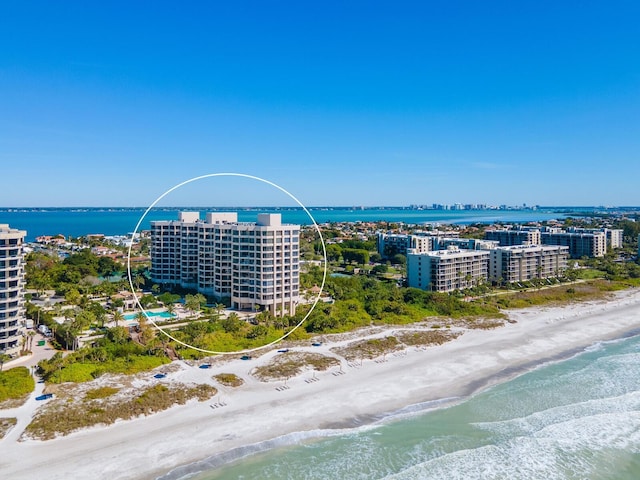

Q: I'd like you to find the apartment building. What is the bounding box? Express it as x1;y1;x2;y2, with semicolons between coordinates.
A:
436;237;499;251
407;247;489;292
151;212;300;316
377;231;460;258
540;231;606;258
567;227;624;249
484;228;541;246
0;224;26;358
489;244;569;284
377;233;433;258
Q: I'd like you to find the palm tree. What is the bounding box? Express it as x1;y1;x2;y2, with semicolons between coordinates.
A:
112;310;124;328
185;294;205;317
134;275;145;291
27;330;36;351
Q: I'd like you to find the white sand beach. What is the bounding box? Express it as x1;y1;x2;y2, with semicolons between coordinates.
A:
2;288;640;480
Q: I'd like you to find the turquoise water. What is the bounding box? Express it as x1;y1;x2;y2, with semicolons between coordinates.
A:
162;334;640;480
0;208;569;241
123;311;175;321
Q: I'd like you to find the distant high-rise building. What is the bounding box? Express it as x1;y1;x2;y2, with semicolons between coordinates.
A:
151;212;300;316
0;224;26;359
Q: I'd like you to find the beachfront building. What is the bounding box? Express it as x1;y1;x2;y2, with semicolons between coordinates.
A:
484;228;541;246
0;224;27;359
540;231;606;258
488;244;569;284
151;212;300;316
407;247;490;292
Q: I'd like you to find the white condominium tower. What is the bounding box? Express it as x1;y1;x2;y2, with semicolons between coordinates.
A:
0;224;26;359
151;212;300;316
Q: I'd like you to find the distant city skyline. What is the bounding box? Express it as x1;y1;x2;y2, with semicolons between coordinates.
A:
1;1;638;207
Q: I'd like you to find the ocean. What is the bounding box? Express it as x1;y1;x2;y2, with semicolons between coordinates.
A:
0;208;568;241
163;333;640;480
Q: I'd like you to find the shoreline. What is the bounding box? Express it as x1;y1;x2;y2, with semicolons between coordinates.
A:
161;327;640;480
2;288;640;480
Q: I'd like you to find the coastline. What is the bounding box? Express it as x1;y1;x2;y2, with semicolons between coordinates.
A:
2;288;640;480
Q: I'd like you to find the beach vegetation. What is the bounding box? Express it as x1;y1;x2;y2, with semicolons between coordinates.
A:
0;417;17;439
0;367;35;407
213;373;244;387
332;336;402;361
396;330;462;346
488;280;615;308
84;386;120;400
252;352;339;381
294;276;502;335
37;329;169;383
25;383;216;440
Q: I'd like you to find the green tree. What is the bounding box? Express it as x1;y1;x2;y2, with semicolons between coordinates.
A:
342;248;370;266
370;252;382;264
133;275;145;291
326;244;342;262
391;254;406;266
372;264;388;275
185;294;206;315
112;310;124;328
220;313;243;333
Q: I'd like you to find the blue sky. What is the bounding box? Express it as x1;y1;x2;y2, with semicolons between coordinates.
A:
1;1;638;207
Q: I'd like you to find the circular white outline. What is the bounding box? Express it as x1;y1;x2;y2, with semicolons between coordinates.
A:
126;173;327;355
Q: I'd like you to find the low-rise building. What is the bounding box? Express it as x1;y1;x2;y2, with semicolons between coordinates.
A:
489;244;569;284
407;247;490;292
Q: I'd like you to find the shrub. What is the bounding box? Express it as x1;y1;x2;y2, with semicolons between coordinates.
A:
84;386;120;400
0;417;17;439
214;373;244;387
0;367;35;404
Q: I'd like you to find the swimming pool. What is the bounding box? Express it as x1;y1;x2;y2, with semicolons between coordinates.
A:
123;311;176;321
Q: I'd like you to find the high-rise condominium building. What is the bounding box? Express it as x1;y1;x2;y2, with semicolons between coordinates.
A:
151;212;300;316
0;224;26;358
